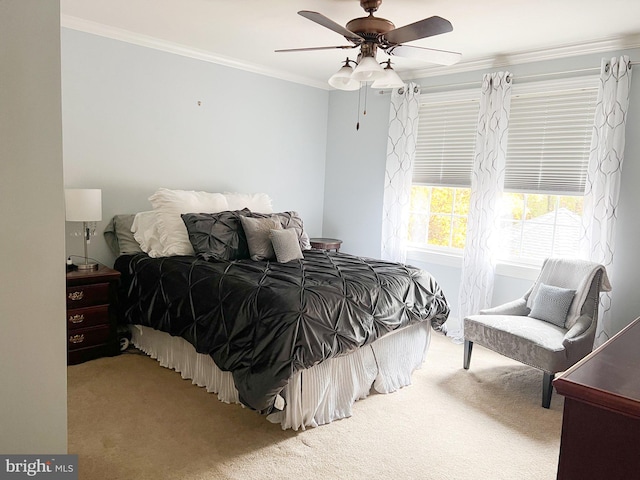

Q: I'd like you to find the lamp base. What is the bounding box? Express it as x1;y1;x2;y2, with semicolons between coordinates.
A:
76;262;99;271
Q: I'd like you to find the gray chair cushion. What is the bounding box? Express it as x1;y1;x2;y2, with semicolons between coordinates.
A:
526;258;611;330
464;314;571;373
528;283;575;328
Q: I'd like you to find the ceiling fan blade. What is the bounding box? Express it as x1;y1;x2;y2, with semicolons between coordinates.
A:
384;16;453;45
386;44;461;66
298;11;362;43
275;45;357;53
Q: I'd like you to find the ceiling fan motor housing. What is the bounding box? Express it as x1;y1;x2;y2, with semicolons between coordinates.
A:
346;15;395;38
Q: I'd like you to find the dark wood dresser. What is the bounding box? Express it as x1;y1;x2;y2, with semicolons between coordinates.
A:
66;265;121;365
554;316;640;480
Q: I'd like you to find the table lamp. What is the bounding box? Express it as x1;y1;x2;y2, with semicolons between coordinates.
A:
65;188;102;271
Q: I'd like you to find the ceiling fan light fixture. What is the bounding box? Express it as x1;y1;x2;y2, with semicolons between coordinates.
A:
371;61;405;89
328;59;361;91
351;55;386;81
280;3;461;86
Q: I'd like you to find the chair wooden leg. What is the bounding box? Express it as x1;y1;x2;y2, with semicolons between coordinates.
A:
542;372;555;408
463;340;473;370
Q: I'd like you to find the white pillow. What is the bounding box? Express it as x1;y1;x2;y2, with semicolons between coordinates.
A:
224;192;273;213
148;188;229;257
131;211;164;258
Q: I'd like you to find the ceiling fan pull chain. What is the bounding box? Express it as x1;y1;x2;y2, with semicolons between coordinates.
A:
356;84;363;130
364;83;368;116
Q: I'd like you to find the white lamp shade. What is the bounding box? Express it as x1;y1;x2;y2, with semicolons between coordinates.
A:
328;65;361;91
371;66;405;89
65;189;102;221
351;56;386;81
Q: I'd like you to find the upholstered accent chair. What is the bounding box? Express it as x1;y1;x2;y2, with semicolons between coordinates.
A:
463;258;611;408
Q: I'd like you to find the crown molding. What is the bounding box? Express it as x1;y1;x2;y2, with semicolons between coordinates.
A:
60;15;330;90
61;15;639;89
403;35;640;80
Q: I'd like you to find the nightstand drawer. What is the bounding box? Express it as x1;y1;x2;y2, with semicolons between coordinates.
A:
68;325;111;351
66;264;121;365
66;282;109;309
67;305;109;331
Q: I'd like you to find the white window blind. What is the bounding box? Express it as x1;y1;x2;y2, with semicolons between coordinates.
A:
413;90;479;187
506;76;599;194
413;76;599;194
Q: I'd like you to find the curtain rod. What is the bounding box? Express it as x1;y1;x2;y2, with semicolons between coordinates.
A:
412;61;636;93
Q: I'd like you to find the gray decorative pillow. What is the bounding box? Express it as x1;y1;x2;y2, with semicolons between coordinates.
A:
103;214;143;256
270;228;304;263
250;211;311;250
181;209;251;261
239;215;282;261
528;283;575;328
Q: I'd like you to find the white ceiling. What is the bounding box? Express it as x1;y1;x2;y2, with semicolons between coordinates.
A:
60;0;640;89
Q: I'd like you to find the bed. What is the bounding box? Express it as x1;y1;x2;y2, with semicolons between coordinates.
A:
106;189;450;430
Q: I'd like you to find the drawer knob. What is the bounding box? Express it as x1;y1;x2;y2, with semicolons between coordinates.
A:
69;314;85;324
68;291;84;301
69;334;85;344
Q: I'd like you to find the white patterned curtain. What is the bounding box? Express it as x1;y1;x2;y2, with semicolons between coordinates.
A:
445;72;512;341
580;56;632;346
381;82;421;263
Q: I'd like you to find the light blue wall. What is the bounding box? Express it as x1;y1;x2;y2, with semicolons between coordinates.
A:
324;48;640;334
323;90;390;258
61;28;329;266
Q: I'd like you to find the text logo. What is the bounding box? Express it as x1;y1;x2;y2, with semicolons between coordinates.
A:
0;455;78;479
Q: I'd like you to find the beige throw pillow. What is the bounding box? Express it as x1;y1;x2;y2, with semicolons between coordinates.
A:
270;228;304;263
239;216;282;261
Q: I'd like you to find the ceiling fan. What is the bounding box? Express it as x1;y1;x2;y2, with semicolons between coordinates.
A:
276;0;461;89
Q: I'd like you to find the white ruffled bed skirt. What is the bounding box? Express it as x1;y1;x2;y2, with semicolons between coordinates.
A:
130;322;431;430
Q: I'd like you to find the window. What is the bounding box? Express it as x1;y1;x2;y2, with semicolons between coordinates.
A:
409;76;599;264
409;90;479;251
498;192;584;260
409;186;470;249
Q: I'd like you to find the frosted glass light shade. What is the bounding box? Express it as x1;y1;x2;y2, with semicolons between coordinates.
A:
351;56;385;81
371;65;405;89
328;65;361;91
65;189;102;221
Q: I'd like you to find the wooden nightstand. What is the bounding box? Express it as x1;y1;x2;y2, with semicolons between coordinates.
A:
310;238;343;252
66;264;121;365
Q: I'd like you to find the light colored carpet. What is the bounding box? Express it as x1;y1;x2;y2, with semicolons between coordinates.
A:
67;332;563;480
